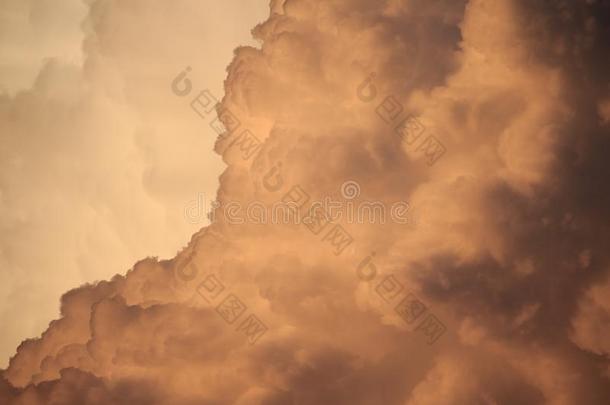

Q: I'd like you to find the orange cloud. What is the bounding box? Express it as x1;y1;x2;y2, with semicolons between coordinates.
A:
2;0;610;404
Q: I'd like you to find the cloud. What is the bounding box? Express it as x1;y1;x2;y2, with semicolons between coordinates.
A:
1;0;610;403
0;0;267;369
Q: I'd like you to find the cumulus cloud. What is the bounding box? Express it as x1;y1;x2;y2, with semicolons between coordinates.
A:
1;0;610;404
0;0;267;368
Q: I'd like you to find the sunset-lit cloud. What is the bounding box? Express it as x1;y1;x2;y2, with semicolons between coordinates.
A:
0;0;267;368
1;0;610;404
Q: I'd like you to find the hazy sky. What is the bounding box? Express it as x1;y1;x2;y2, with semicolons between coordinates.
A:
0;0;269;368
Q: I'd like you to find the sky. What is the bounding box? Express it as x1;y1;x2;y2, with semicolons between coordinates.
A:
1;0;610;404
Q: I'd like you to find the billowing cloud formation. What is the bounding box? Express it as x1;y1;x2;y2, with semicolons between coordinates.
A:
2;0;610;404
0;0;266;367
